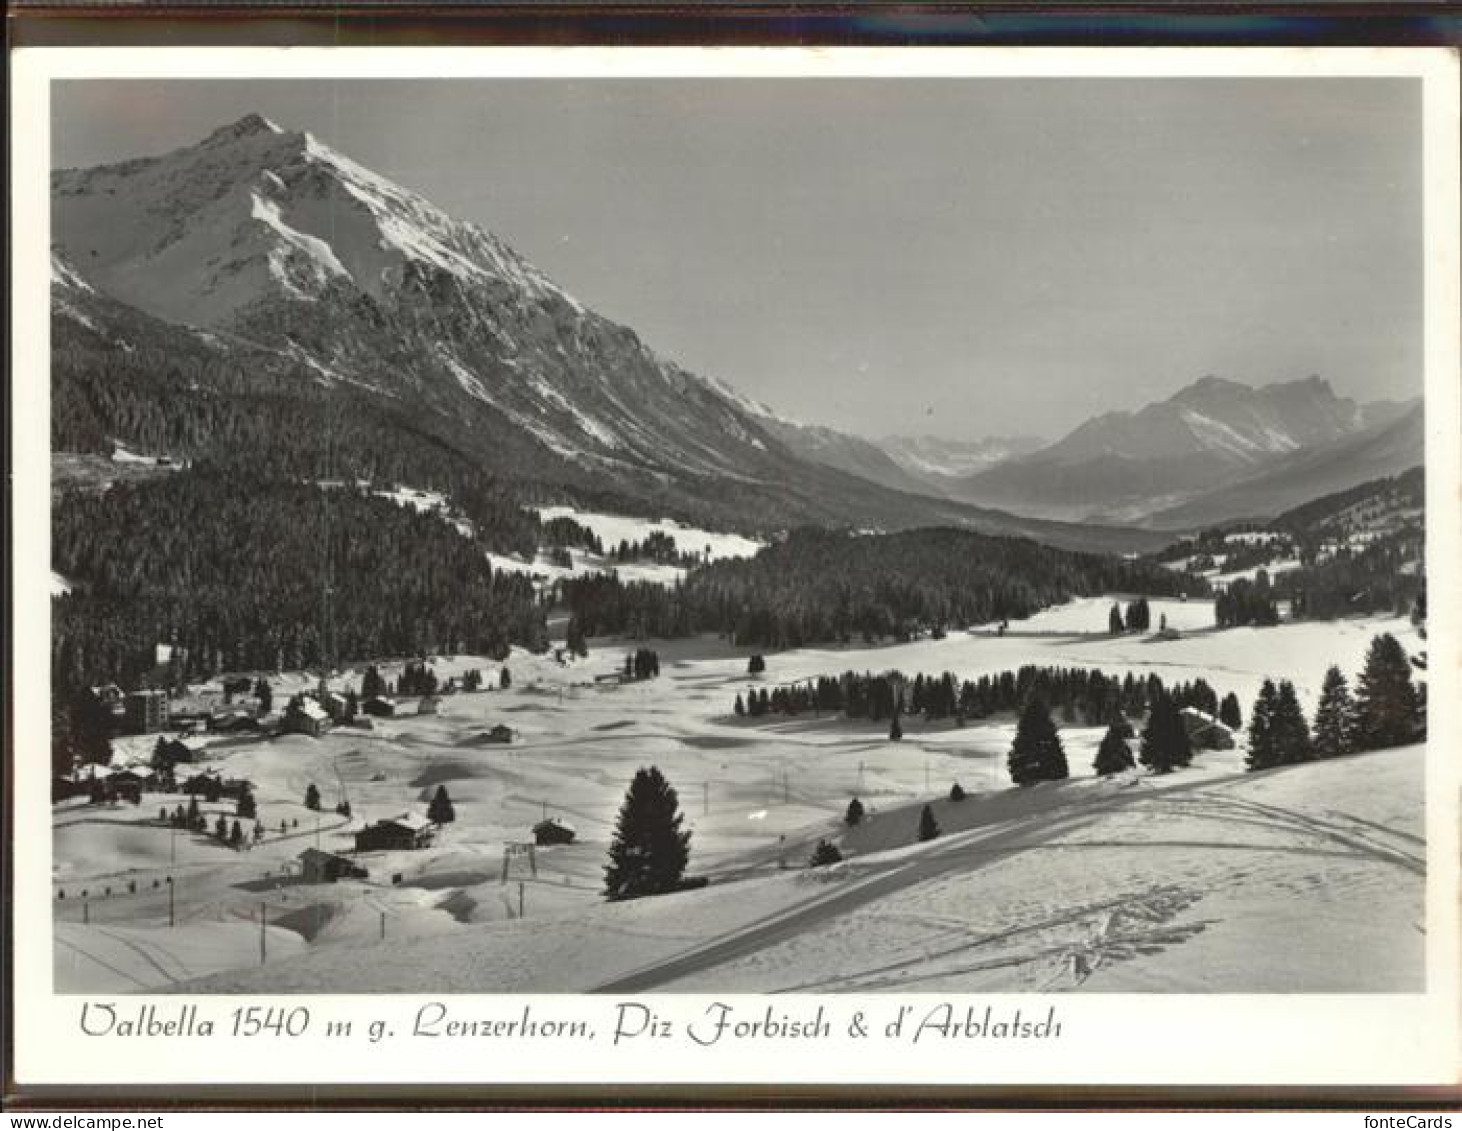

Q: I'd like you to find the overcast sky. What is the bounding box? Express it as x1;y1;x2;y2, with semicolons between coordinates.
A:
53;78;1423;441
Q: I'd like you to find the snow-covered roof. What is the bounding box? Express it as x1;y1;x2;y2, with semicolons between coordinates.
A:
295;699;329;721
533;817;576;834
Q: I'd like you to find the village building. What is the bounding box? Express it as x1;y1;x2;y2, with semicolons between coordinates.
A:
532;817;577;847
353;816;435;852
124;689;169;734
321;691;350;722
298;847;368;883
362;696;397;719
282;696;331;737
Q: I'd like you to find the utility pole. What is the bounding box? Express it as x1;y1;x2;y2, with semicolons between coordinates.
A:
167;876;174;928
259;902;267;965
858;761;865;793
517;881;525;920
379;909;386;941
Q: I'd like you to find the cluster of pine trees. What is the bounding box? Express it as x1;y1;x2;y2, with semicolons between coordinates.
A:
51;469;546;706
1015;688;1197;782
1279;539;1425;620
395;662;440;697
561;528;1190;648
623;648;662;681
733;664;1237;731
1246;633;1425;771
1214;576;1281;627
1108;598;1152;633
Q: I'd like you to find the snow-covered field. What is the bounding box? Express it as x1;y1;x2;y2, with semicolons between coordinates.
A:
535;507;765;563
52;598;1425;994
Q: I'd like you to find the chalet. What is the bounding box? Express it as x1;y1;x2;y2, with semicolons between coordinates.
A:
532;817;577;847
362;696;397;719
298;848;368;883
1180;708;1236;751
354;816;435;852
125;689;169;735
417;695;440;716
321;691;350;722
282;697;331;737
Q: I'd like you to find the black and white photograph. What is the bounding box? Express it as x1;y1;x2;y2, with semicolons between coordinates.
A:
12;48;1459;1079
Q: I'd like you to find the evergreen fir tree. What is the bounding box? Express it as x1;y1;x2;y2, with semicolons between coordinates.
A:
1093;725;1136;776
427;784;456;825
304;782;321;811
1271;680;1313;765
917;804;941;842
888;711;903;741
734;693;746;717
229;820;244;849
603;766;692;900
748;654;766;676
1246;679;1280;771
1139;690;1192;774
236;786;257;820
949;782;967;801
214;814;229;840
809;839;843;867
844;797;865;827
187;796;201;826
1312;666;1354;759
1219;692;1243;731
1007;698;1068;786
499;665;512;690
1353;633;1422;750
565;617;589;658
255;679;273;715
1109;603;1125;634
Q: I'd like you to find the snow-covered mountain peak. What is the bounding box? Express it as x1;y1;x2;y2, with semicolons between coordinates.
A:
51;113;579;327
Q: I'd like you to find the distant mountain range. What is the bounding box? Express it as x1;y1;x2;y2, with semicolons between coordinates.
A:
946;375;1420;528
50;113;1170;554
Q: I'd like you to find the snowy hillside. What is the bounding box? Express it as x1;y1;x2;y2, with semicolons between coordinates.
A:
53;599;1423;994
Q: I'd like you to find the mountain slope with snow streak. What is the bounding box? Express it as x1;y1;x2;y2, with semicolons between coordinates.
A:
53;115;1179;550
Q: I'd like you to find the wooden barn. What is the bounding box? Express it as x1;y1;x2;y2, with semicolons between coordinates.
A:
282;697;331;737
532;817;577;847
298;848;368;883
354;816;435;852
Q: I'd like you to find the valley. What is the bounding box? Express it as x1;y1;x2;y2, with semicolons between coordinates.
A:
42;109;1432;1002
52;594;1425;994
